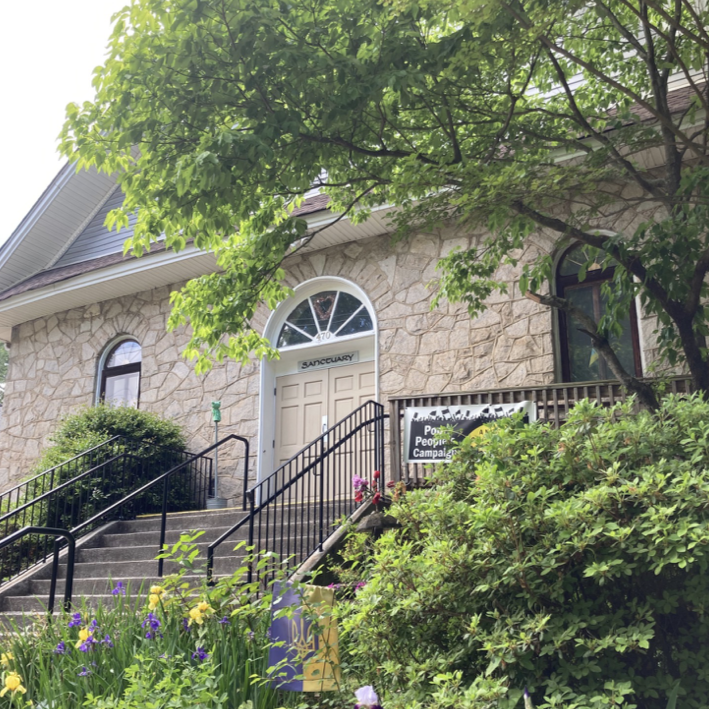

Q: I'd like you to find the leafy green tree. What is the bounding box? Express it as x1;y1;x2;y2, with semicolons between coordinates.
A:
60;0;709;406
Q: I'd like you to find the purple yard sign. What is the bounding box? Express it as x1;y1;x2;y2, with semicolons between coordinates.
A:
267;582;340;692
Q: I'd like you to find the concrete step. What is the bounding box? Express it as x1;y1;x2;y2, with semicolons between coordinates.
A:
75;542;242;564
29;569;248;597
47;554;246;580
94;519;313;549
95;525;242;547
116;509;249;533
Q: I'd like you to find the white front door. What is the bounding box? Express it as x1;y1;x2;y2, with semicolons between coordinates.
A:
275;361;376;467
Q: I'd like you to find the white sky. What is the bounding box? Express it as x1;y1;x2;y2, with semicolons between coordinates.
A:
0;1;126;244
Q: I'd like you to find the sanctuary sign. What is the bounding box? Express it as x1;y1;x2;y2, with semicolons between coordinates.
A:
403;401;537;463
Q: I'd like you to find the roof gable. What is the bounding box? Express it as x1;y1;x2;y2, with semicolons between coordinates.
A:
54;186;137;268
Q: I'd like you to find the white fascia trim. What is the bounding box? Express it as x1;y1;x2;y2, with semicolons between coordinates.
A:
0;245;209;317
0;163;76;271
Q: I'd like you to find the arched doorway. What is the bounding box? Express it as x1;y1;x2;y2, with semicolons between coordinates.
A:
257;277;378;481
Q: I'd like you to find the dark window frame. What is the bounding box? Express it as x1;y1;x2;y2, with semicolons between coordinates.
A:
557;248;643;382
99;340;142;407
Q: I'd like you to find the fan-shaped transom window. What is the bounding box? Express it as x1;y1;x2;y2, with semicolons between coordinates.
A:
100;340;142;407
277;290;373;348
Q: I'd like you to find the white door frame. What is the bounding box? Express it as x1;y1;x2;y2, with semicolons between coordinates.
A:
256;276;379;483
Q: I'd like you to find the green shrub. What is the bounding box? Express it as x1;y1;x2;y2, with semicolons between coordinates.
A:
30;404;186;474
338;394;709;709
0;407;191;583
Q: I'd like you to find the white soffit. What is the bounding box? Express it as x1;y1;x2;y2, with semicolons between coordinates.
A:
0;164;117;292
0;246;218;339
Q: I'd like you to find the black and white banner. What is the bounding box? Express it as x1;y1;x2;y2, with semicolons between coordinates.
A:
403;401;537;463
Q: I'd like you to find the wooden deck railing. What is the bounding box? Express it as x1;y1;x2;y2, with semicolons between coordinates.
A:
388;375;694;483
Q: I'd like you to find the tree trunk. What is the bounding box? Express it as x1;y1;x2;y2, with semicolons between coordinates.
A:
674;316;709;395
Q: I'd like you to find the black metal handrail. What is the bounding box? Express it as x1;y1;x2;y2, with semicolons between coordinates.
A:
207;401;386;586
0;439;214;589
0;436;124;515
0;526;76;614
68;433;249;577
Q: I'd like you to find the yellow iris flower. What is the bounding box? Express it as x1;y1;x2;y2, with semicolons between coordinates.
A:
188;600;215;625
75;626;95;649
148;585;165;610
188;607;204;626
1;671;26;696
0;653;12;667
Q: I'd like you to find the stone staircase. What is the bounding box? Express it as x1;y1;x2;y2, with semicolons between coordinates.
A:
0;507;253;619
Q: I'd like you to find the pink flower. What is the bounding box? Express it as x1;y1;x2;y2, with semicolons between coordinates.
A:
352;475;368;491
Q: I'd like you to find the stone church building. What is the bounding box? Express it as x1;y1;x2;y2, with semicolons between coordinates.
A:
0;162;660;499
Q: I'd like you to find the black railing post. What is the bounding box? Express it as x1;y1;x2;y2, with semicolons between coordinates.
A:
242;438;250;511
63;531;75;612
158;476;169;578
47;539;61;616
318;436;325;551
206;542;215;587
247;490;255;585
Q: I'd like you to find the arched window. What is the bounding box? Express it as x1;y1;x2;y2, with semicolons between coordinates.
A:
100;339;142;407
277;290;373;348
557;246;642;382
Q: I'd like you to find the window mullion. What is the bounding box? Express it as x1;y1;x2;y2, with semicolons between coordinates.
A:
335;305;365;336
284;321;315;342
326;292;340;333
307;297;323;334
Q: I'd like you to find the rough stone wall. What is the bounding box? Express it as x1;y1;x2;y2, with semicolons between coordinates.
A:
0;226;559;495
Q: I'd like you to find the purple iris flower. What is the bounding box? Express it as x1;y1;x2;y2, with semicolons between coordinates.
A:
142;613;161;631
182;617;190;632
54;641;66;655
78;666;91;676
246;630;255;642
142;612;162;640
101;634;114;648
192;646;210;662
111;581;126;596
68;612;82;628
89;619;99;631
218;616;230;625
79;636;97;653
